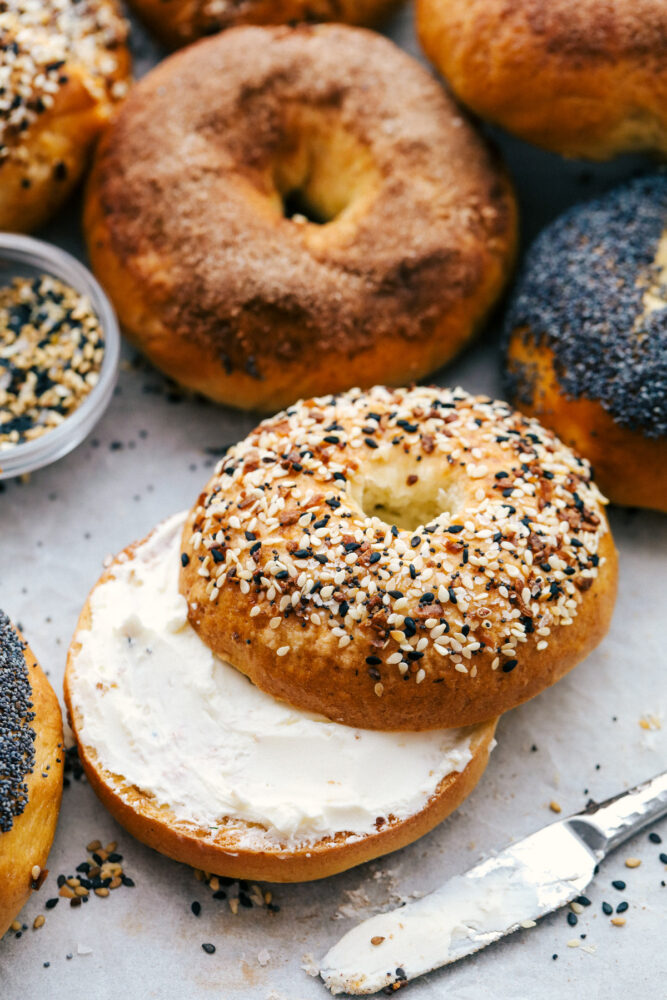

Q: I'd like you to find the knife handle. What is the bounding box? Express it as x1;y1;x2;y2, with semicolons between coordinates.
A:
571;770;667;855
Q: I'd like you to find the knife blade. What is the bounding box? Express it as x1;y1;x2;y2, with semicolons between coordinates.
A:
319;770;667;995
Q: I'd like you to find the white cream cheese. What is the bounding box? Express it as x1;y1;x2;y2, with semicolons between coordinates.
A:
69;513;475;848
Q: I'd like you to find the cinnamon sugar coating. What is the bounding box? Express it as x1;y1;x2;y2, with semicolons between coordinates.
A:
85;25;517;411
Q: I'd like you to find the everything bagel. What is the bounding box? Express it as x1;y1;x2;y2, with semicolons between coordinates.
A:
0;0;130;233
180;385;617;731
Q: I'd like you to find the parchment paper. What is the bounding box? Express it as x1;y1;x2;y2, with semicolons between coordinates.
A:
0;8;665;999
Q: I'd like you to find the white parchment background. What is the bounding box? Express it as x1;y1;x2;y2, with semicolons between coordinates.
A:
0;7;665;999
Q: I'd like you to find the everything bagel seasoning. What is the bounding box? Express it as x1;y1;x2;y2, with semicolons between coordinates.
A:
0;274;104;450
0;0;128;179
182;385;609;696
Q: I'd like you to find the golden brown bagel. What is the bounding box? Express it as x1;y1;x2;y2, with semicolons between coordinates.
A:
504;176;667;512
0;0;130;234
0;614;63;937
84;24;517;412
64;524;496;883
128;0;403;50
417;0;667;160
180;385;618;732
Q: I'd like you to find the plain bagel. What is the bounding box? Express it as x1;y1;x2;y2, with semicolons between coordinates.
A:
84;24;517;412
417;0;667;160
0;614;63;938
126;0;404;50
64;516;496;883
180;385;618;732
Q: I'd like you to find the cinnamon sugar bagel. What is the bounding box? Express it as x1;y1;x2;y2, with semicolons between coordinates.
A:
504;176;667;512
84;25;517;412
64;515;496;882
0;0;130;234
179;385;618;732
417;0;667;160
0;614;63;937
127;0;403;51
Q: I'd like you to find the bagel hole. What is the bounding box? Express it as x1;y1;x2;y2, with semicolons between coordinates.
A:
353;469;464;532
282;187;330;225
272;111;381;227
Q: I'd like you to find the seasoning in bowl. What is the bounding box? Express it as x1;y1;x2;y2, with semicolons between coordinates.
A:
0;273;104;450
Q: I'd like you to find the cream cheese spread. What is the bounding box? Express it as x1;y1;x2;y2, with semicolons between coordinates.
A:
69;513;476;847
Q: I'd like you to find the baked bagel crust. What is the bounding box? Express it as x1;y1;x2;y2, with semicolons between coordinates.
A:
180;385;618;731
84;24;517;412
0;619;64;937
417;0;667;160
504;177;667;512
128;0;403;50
64;537;496;883
0;0;130;234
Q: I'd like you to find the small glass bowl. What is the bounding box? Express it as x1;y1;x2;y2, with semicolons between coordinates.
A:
0;233;120;480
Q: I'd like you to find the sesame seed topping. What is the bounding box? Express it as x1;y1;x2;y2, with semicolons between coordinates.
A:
181;385;609;698
0;0;128;176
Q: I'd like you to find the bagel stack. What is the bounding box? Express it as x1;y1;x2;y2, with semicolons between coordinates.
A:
0;614;64;937
65;385;617;882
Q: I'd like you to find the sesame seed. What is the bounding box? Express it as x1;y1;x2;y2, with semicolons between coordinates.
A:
182;386;609;703
0;275;106;450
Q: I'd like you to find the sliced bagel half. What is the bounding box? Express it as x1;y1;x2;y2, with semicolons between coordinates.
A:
65;514;496;883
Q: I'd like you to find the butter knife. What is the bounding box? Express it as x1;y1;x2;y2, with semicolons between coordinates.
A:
319;770;667;995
